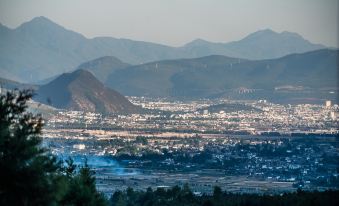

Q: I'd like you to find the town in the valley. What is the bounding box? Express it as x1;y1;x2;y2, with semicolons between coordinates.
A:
41;97;339;195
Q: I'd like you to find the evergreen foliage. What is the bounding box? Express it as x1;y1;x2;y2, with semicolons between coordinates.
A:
0;90;106;206
110;186;339;206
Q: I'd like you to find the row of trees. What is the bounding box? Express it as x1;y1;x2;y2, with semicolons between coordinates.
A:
1;90;338;206
110;186;339;206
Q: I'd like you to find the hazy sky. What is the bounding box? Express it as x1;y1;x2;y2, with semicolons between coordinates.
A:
0;0;338;47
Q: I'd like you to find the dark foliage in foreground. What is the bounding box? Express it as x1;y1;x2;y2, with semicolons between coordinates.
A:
0;90;107;206
110;186;339;206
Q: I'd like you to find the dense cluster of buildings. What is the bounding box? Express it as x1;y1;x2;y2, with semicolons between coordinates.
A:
47;98;338;135
41;97;339;195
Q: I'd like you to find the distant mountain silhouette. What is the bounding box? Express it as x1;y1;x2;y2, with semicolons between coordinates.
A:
106;49;338;103
106;55;247;97
76;56;130;82
182;29;325;60
0;77;36;90
35;69;140;114
0;16;326;82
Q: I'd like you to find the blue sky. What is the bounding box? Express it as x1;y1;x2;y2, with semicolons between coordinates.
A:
0;0;337;47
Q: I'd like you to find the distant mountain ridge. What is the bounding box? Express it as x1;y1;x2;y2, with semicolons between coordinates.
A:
0;77;37;90
76;56;130;83
0;16;326;82
2;49;337;105
104;49;338;103
181;29;325;60
35;69;140;114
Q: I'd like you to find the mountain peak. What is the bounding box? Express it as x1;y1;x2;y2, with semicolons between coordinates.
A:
185;38;211;47
76;56;130;83
56;69;99;87
15;16;86;40
242;29;308;42
72;68;93;77
35;69;140;114
83;56;126;65
31;16;54;23
256;28;276;34
18;16;60;29
242;29;278;40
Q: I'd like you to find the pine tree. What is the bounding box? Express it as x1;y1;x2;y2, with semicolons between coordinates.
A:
0;90;108;205
0;90;62;205
61;159;108;206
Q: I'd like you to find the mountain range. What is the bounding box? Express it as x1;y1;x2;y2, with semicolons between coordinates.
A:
0;16;325;83
34;69;140;114
1;48;337;104
103;49;338;103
